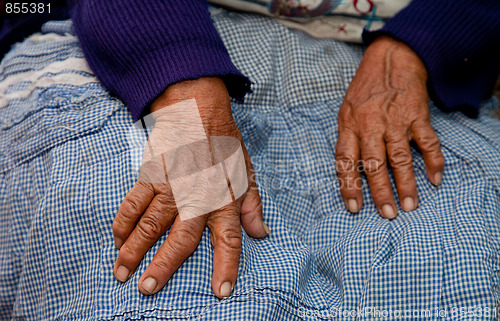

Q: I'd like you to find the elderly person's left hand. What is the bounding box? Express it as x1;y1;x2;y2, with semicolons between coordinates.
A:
335;36;445;218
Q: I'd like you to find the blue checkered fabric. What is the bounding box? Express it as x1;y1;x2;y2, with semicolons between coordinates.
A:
1;11;499;320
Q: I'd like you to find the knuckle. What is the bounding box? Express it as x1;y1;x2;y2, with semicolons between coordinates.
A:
216;228;242;250
169;228;200;251
119;197;142;220
154;193;177;213
343;176;362;191
137;181;155;193
151;255;171;271
335;156;357;174
417;134;441;151
137;216;164;240
363;157;386;175
118;247;141;265
388;147;412;169
139;162;166;184
112;220;128;238
241;189;263;218
337;108;356;130
370;184;392;201
244;202;263;219
154;184;172;196
429;156;445;171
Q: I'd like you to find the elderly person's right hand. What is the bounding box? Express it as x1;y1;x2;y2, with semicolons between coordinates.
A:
111;77;269;298
335;36;445;218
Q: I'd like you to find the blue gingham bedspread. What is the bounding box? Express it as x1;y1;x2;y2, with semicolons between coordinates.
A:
1;10;499;321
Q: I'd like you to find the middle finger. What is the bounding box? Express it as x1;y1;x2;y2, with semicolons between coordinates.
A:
114;192;177;283
360;133;397;219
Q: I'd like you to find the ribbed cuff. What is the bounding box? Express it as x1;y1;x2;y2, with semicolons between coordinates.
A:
73;0;251;121
114;40;251;121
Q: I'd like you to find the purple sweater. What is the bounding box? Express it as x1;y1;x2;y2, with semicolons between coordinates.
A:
71;0;500;121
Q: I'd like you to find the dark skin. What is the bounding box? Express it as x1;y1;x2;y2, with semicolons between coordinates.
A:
112;36;445;297
112;77;268;298
336;36;444;218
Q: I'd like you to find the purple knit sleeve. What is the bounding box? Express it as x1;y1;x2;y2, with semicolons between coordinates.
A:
71;0;251;121
363;0;500;116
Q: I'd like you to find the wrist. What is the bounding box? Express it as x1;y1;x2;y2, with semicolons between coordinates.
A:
151;77;231;114
150;77;238;137
367;36;428;82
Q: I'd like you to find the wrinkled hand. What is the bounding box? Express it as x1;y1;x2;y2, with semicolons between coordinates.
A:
335;36;445;218
112;77;269;298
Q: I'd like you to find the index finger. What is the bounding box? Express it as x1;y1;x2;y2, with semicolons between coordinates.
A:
360;134;398;219
113;182;155;248
335;127;363;213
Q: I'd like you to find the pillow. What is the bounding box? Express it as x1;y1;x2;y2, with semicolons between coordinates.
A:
209;0;411;42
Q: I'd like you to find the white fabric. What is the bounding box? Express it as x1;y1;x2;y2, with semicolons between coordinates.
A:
209;0;411;42
0;54;95;108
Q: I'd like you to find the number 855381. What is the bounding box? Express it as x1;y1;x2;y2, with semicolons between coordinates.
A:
5;2;51;14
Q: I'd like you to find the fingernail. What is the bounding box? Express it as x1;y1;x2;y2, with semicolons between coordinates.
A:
402;197;415;212
142;277;158;294
346;199;359;213
433;172;443;186
113;236;123;249
220;281;233;298
380;204;397;219
262;222;271;235
115;265;130;282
